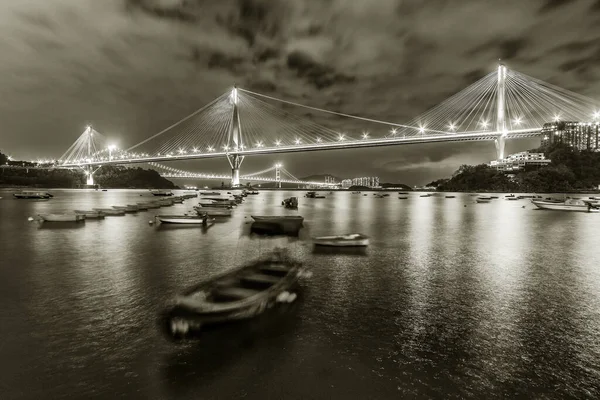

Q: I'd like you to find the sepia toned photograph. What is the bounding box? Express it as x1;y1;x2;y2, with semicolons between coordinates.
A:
1;1;599;399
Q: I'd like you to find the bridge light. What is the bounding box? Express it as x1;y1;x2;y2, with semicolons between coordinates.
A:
222;145;229;151
553;114;561;122
362;131;369;139
593;111;600;119
479;119;489;130
390;128;397;136
513;117;522;126
316;137;322;143
275;140;281;146
208;146;215;152
418;126;425;134
448;123;456;132
178;148;185;154
295;138;301;145
255;141;263;148
338;134;345;141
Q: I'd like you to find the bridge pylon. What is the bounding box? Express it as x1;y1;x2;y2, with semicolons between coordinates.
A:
495;63;507;160
227;85;244;186
275;163;282;188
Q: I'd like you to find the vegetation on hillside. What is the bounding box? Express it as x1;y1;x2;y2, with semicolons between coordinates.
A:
430;143;600;192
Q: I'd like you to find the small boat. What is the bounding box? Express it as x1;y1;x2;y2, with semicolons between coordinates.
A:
490;196;499;199
351;191;361;194
420;194;432;198
171;197;184;204
92;208;125;215
398;196;408;199
155;199;174;207
150;189;174;196
398;192;409;195
156;214;210;224
101;189;108;192
38;213;85;222
282;197;298;209
313;233;369;247
375;194;386;198
305;191;325;199
138;202;160;209
198;200;234;208
251;216;304;235
134;204;148;211
445;195;456;198
531;199;600;212
476;196;492;203
113;205;138;213
199;191;221;195
159;250;307;340
14;191;53;199
192;206;232;216
363;194;368;196
74;210;105;219
246;190;259;195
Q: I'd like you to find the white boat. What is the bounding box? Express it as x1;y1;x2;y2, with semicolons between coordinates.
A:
156;215;210;224
14;191;53;199
150;189;174;196
476;196;492;203
531;199;600;212
313;233;369;247
39;213;85;222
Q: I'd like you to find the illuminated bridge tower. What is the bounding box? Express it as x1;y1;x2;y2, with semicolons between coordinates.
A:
227;85;244;187
275;163;282;188
83;126;98;186
495;63;507;160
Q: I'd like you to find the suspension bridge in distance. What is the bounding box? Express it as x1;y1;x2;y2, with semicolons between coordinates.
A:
54;64;600;186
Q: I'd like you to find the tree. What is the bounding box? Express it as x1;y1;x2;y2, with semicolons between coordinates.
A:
0;150;7;165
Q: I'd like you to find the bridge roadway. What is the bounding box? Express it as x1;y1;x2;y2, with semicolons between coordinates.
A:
60;129;541;167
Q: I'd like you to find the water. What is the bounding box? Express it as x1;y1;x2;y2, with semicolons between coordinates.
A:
1;189;599;399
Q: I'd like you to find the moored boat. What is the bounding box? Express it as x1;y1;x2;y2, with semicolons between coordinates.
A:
39;213;85;222
138;202;160;209
113;205;139;212
74;210;105;219
313;233;369;247
305;191;325;199
282;197;298;209
398;196;408;199
251;215;304;235
531;199;600;212
14;191;53;199
476;196;492;203
156;214;210;224
150;189;174;196
192;206;233;216
92;208;125;215
159;250;307;340
445;195;456;198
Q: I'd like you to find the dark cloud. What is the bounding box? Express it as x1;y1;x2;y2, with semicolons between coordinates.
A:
1;0;599;185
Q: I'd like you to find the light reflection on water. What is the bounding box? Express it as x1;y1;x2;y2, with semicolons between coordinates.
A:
1;188;599;399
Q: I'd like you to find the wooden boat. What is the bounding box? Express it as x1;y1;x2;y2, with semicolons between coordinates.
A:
156;214;210;224
133;204;148;211
39;213;85;222
160;250;307;340
282;197;298;208
150;189;174;196
92;208;125;215
198;200;234;208
531;199;600;212
192;206;232;216
305;191;325;199
313;233;369;247
155;199;174;206
14;191;53;199
171;197;184;203
138;202;160;209
251;216;304;235
74;210;105;219
476;196;492;203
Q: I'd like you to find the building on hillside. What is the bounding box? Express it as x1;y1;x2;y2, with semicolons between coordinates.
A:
541;121;600;151
489;151;551;171
350;177;380;188
341;179;352;189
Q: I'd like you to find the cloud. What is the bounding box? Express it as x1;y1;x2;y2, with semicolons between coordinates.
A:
1;0;599;184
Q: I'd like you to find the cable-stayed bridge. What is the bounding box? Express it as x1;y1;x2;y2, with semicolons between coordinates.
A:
55;64;600;186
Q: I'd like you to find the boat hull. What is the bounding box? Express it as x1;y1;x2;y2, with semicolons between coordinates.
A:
157;216;208;224
160;253;304;341
39;214;85;222
531;200;599;212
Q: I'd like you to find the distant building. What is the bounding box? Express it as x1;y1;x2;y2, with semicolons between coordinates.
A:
489;151;551;171
541;121;600;151
350;177;379;188
341;179;352;189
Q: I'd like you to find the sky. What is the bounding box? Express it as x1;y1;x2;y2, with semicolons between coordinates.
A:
1;0;600;185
